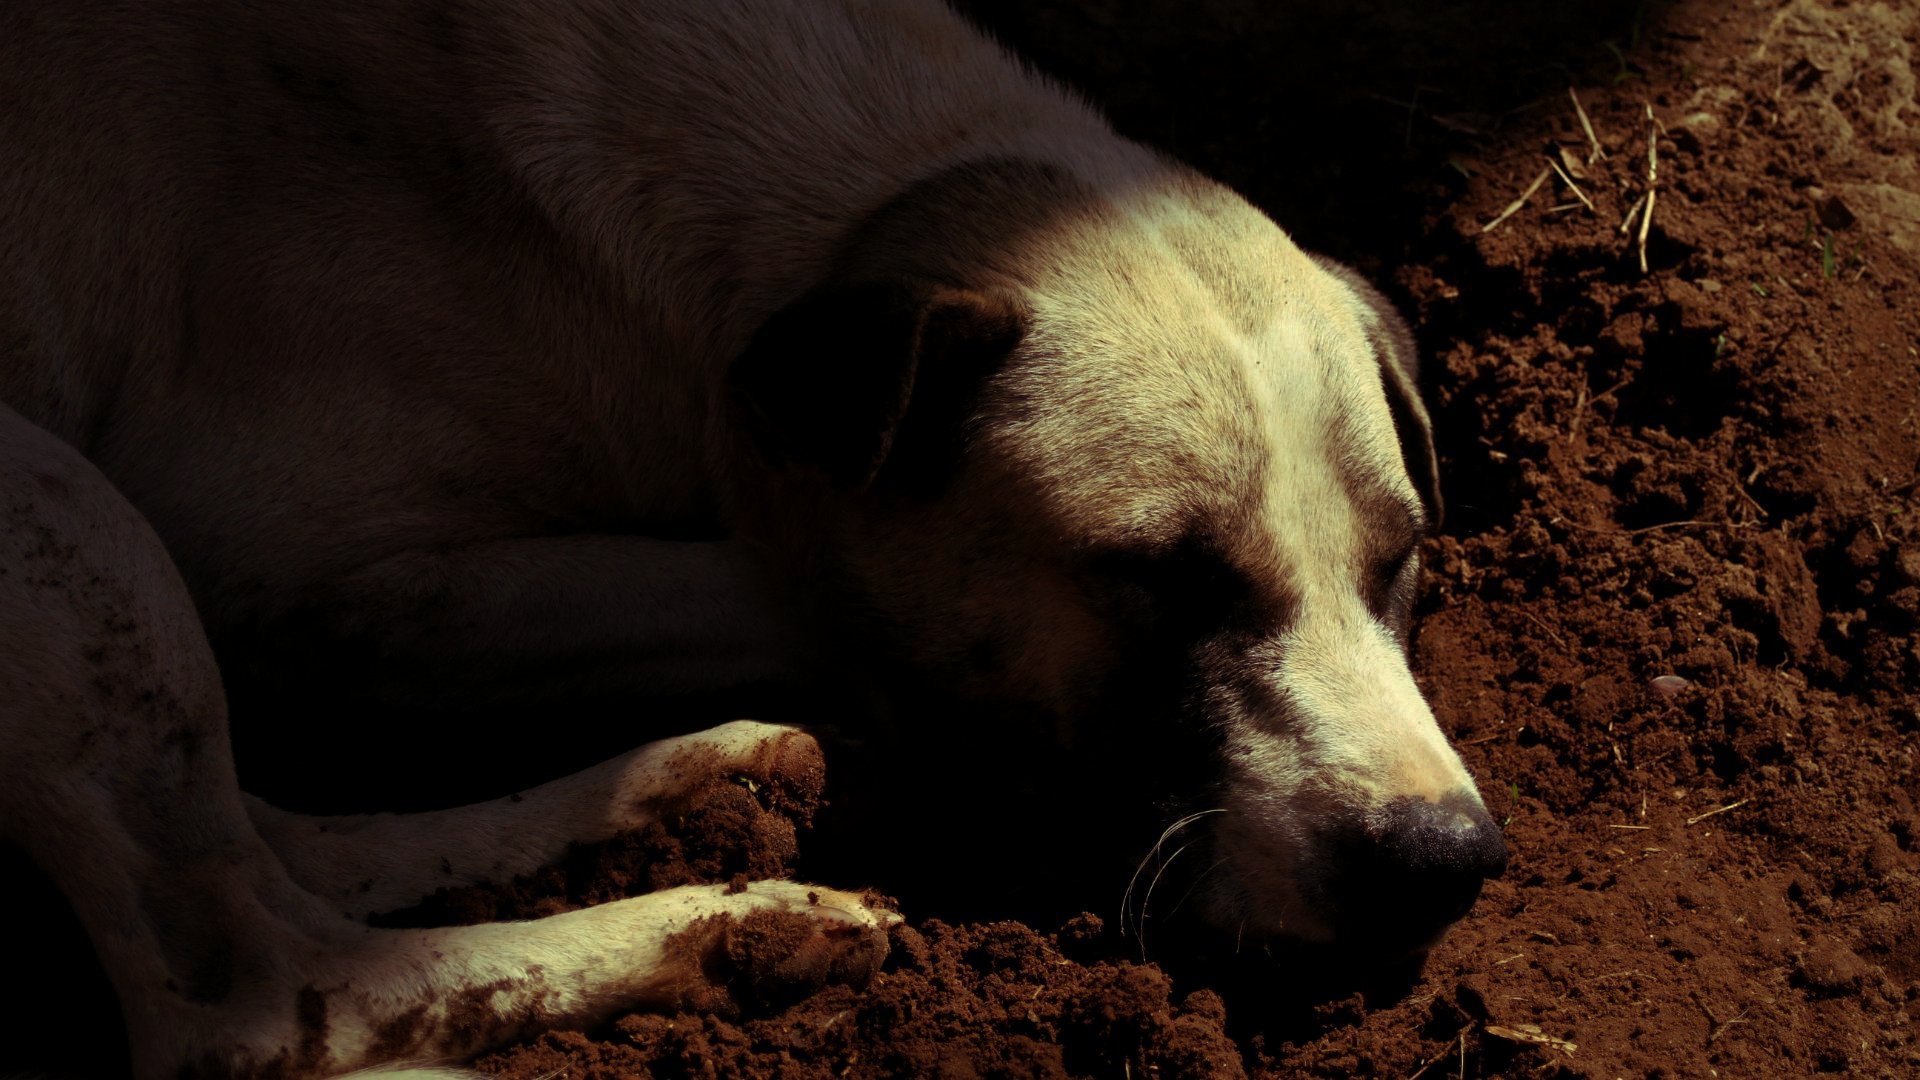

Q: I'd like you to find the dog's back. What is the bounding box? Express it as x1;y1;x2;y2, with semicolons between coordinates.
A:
0;0;1142;625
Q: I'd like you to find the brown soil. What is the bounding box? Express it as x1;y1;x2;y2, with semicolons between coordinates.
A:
467;1;1920;1076
9;1;1917;1078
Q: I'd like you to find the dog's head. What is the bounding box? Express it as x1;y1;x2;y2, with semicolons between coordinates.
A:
728;160;1504;953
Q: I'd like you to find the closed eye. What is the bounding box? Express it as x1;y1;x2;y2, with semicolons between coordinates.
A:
1373;543;1419;597
1366;541;1422;643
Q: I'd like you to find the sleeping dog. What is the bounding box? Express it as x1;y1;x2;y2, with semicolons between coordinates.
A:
0;0;1507;1074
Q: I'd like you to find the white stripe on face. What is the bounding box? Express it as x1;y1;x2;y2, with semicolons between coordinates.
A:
1240;284;1473;790
1194;263;1489;942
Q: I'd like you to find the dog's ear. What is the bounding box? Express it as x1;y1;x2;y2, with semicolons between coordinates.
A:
729;280;1024;492
1313;257;1443;527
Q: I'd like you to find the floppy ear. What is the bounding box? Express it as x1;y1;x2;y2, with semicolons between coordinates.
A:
728;280;1024;492
1312;257;1443;526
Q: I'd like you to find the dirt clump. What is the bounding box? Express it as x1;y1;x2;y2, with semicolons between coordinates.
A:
478;916;1247;1080
373;770;821;928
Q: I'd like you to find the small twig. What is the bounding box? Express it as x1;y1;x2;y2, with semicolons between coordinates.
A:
1709;1012;1751;1044
1607;823;1652;830
1731;481;1769;523
1637;104;1661;273
1520;609;1571;650
1570;87;1606;162
1685;798;1750;826
1566;382;1589;444
1637;187;1657;273
1458;731;1506;746
1481;165;1554;233
1619;190;1648;234
1406;1024;1474;1080
1645;103;1661;184
1485;1025;1577;1056
1692;991;1751;1044
1551;516;1754;537
1566;374;1630;444
1627;513;1759;535
1590;374;1633;406
1547;156;1595;211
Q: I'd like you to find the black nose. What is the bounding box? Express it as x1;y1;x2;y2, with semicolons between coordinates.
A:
1322;794;1509;950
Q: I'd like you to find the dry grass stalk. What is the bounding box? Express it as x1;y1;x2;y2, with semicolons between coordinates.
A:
1645;103;1661;184
1685;798;1750;826
1638;187;1657;273
1485;1024;1578;1055
1481;165;1554;234
1547;155;1596;211
1570;87;1606;162
1619;191;1649;234
1637;104;1662;272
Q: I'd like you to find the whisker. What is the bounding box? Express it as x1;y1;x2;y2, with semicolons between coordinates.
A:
1136;839;1196;960
1120;814;1200;935
1118;808;1225;943
1164;855;1229;922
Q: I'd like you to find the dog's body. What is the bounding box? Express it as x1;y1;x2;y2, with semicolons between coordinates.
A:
2;0;1137;701
2;1;1507;1075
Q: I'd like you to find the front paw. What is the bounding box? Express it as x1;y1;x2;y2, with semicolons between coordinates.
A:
629;720;826;820
659;880;900;1013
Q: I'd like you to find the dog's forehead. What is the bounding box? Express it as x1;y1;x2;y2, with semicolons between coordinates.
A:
978;198;1416;556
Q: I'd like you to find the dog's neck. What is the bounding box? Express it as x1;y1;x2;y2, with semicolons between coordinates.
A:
469;0;1159;356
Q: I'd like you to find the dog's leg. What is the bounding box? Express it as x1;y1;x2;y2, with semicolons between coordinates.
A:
247;718;824;919
0;405;893;1080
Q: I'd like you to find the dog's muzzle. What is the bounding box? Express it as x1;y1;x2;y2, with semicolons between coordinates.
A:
1316;793;1510;952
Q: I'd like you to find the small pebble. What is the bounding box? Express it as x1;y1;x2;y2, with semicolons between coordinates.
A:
1816;194;1856;231
1649;674;1692;697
